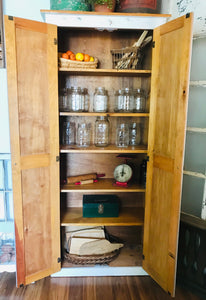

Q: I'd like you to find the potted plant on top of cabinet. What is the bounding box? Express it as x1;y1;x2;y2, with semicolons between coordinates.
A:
88;0;117;12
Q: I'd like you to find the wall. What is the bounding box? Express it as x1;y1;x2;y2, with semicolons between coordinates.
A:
161;1;206;218
161;0;206;36
0;0;50;154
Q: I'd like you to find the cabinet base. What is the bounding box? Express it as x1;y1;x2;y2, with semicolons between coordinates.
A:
51;266;148;277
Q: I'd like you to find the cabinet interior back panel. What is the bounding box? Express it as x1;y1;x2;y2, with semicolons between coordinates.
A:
58;28;152;70
16;28;50;156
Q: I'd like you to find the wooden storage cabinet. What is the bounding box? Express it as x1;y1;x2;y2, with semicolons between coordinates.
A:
4;12;193;296
58;26;150;274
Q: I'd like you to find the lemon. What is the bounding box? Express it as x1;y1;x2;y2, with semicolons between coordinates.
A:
89;56;94;62
75;53;84;61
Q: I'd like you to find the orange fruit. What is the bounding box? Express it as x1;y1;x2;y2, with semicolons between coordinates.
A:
70;53;76;60
75;52;84;61
66;50;74;57
89;56;94;62
84;54;90;62
62;53;69;59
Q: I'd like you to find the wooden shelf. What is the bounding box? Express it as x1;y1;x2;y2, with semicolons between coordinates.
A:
59;68;151;76
61;178;145;193
60;112;149;117
60;144;148;153
61;207;144;226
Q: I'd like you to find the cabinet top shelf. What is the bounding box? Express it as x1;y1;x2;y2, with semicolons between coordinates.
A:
41;10;171;30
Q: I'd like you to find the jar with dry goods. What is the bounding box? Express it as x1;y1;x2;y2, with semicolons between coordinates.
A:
68;86;83;112
93;87;108;112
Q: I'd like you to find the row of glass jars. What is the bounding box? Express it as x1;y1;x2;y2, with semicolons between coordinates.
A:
62;116;142;148
59;86;147;113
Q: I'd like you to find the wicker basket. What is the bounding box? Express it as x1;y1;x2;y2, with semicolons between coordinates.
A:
65;249;120;265
111;46;143;70
59;57;98;70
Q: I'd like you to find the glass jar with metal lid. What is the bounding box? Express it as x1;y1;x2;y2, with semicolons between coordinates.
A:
93;87;108;112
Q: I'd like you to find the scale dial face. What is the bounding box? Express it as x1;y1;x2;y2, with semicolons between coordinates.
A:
114;164;133;183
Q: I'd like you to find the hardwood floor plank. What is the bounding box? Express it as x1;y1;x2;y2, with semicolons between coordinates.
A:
0;272;204;300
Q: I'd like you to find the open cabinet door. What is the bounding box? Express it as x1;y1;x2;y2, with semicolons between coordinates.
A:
143;13;193;296
4;16;60;286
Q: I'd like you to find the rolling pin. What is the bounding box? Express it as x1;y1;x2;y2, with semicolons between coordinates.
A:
67;173;105;184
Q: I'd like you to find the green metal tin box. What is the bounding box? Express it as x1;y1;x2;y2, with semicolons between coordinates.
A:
83;195;119;218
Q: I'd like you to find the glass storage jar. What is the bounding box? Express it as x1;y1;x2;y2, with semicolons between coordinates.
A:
133;88;146;112
59;88;69;111
94;116;110;147
129;122;141;146
122;88;134;112
81;87;89;112
76;123;91;147
93;87;108;112
116;123;129;147
68;86;83;112
61;120;75;145
114;89;124;112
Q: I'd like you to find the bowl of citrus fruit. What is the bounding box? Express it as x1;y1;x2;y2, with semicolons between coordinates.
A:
59;51;98;69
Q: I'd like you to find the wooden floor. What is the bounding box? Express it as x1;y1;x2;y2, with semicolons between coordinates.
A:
0;272;204;300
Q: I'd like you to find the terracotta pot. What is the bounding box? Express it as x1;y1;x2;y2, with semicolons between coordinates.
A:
117;0;161;13
94;0;116;12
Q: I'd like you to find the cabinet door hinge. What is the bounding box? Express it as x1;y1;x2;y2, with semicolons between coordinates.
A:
146;156;149;162
8;16;14;21
142;254;145;260
54;38;58;45
152;41;155;48
186;13;190;18
57;257;61;263
20;283;24;288
56;156;60;162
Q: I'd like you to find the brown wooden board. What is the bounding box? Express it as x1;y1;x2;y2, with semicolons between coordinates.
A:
142;13;193;297
4;16;60;286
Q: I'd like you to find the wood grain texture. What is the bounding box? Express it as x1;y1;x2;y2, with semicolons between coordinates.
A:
0;271;202;300
60;144;148;153
4;15;26;287
61;207;144;226
61;179;145;193
143;14;193;297
4;16;60;286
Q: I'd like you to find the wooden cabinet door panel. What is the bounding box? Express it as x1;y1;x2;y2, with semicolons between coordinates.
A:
4;16;60;286
143;13;193;297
